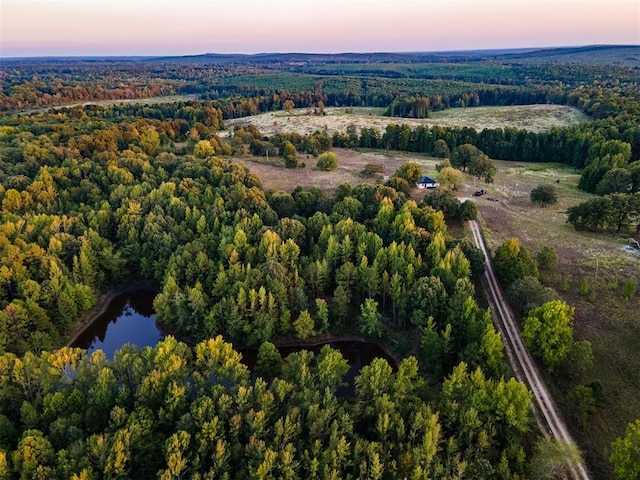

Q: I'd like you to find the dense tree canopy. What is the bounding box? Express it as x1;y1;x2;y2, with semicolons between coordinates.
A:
3;51;639;478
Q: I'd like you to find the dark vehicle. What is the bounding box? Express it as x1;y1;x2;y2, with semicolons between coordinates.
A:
474;189;487;196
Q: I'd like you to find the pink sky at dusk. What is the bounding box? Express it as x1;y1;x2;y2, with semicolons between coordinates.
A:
1;0;639;57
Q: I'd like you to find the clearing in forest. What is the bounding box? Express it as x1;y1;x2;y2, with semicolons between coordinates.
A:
224;104;588;137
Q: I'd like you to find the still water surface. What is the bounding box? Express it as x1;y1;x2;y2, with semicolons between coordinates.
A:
71;290;163;358
72;290;397;394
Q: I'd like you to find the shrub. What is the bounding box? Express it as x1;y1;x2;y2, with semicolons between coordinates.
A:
622;277;638;300
361;163;384;177
316;152;338;171
537;246;558;270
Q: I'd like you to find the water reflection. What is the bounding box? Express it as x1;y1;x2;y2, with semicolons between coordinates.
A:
71;290;163;359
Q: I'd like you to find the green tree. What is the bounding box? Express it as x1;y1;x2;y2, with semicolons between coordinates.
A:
316;152;338;171
422;189;461;220
536;246;557;271
408;276;447;326
315;298;329;333
506;276;559;316
468;151;496;183
610;193;639;232
293;310;315;340
610;418;640;480
459;200;478;221
579;152;629;193
530;184;558;207
315;345;349;392
433;139;450;159
12;430;55;480
452;144;487;173
360;299;382;338
255;341;283;380
567;196;614;231
159;431;191;480
493;237;538;286
281;141;298;168
567;384;597;428
561;340;594;381
596;168;633;194
523;300;575;371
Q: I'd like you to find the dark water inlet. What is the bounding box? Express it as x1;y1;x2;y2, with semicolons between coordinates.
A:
71;290;163;358
72;290;397;394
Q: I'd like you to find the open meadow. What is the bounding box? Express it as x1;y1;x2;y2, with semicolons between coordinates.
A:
225;104;588;137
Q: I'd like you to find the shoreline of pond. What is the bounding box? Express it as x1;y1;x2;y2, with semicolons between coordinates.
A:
65;282;159;347
67;288;401;370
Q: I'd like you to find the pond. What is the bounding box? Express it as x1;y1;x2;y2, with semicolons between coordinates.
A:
72;290;397;395
71;290;163;358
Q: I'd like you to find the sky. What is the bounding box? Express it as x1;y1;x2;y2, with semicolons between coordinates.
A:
1;0;639;57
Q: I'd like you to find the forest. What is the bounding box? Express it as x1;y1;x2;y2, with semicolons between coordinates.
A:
0;46;639;478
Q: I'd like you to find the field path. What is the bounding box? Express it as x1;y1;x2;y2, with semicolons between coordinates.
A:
468;220;592;480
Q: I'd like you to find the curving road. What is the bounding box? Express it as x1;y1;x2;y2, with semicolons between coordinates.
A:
468;220;591;480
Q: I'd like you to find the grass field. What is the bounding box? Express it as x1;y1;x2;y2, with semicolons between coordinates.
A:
233;147;439;194
225;104;588;137
430;105;589;132
471;160;640;478
233;147;639;478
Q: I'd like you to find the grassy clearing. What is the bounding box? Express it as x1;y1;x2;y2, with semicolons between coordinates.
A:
430;104;589;132
225;104;587;137
474;160;640;478
232;147;440;195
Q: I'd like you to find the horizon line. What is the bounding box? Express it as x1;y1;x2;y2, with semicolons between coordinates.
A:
2;43;639;60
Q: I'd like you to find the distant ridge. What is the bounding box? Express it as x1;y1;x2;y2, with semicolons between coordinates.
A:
2;45;638;65
144;45;640;65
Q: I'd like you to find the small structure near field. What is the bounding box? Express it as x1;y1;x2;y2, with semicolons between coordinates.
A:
417;175;439;189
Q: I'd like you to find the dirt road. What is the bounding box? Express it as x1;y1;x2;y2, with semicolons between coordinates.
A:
468;220;592;480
